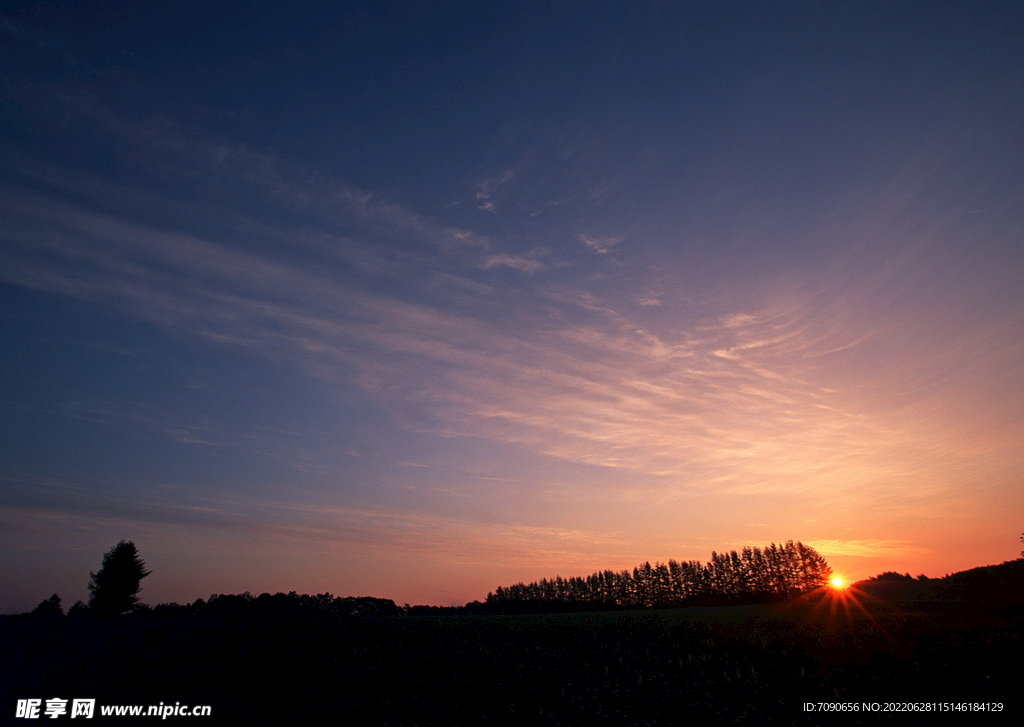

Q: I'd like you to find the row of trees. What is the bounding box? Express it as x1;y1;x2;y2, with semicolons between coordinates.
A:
152;592;402;618
31;589;403;619
487;541;831;609
865;571;930;582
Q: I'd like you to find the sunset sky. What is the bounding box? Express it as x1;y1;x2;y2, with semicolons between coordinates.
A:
2;1;1023;613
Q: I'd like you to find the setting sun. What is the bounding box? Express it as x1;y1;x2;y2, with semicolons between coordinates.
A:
831;577;845;588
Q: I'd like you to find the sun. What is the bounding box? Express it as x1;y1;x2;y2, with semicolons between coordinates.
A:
830;577;845;589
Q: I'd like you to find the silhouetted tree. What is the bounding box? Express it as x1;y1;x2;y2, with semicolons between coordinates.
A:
87;540;151;616
30;594;63;617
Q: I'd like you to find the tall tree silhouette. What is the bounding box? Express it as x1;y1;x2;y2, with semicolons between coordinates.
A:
88;540;151;616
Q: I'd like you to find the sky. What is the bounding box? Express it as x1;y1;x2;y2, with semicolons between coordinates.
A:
2;1;1023;613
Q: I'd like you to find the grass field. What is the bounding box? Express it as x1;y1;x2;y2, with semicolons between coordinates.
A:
3;586;1018;725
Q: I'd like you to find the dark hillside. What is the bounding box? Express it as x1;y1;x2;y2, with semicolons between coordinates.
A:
853;559;1024;607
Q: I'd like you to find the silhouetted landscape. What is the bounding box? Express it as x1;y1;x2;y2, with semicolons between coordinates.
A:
4;3;1024;724
3;542;1020;724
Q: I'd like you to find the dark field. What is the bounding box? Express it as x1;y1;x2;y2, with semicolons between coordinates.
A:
2;592;1019;726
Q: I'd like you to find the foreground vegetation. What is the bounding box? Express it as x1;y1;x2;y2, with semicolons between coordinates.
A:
7;544;1019;723
4;561;1020;725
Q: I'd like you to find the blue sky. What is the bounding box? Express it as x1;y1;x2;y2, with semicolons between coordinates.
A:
2;1;1023;611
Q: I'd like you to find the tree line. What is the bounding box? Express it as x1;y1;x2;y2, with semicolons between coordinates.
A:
150;591;403;618
486;540;831;609
21;533;1022;619
24;539;832;618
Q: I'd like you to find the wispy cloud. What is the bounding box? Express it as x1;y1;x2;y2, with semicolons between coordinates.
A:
0;183;959;506
3;102;1020;519
578;233;625;254
481;253;545;273
1;161;984;512
475;169;515;214
0;474;631;570
807;539;932;558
